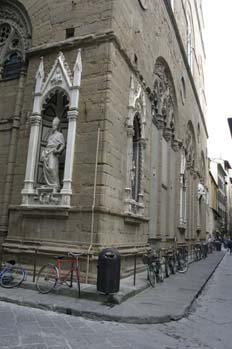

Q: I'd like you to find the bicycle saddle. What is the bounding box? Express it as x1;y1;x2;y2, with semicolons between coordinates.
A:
166;250;174;255
68;252;83;257
6;260;15;265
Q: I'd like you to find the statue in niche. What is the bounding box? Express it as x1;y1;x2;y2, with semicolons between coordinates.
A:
41;116;65;191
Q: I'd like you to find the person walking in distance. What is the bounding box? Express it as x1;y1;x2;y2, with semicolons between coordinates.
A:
227;237;232;254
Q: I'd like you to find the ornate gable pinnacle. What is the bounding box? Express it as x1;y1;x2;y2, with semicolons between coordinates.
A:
128;76;143;110
73;49;82;86
34;57;44;94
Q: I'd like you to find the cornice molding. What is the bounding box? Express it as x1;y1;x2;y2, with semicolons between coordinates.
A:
27;21;208;138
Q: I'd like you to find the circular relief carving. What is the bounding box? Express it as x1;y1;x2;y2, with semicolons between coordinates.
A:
138;0;148;10
0;23;11;44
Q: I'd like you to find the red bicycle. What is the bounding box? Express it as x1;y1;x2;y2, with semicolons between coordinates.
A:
36;252;82;297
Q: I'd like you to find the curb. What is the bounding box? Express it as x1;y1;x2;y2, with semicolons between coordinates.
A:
0;253;225;324
19;269;150;305
178;251;225;320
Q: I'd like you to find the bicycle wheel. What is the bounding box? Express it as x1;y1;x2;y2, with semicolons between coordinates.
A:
76;266;81;298
0;266;25;288
177;258;188;273
165;260;171;277
194;249;198;261
36;264;58;294
195;248;201;261
169;259;176;274
157;264;164;282
147;264;156;287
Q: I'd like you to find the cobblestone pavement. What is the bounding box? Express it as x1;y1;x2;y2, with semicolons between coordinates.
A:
0;252;231;349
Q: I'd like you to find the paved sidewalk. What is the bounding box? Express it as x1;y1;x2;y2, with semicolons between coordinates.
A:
0;251;224;324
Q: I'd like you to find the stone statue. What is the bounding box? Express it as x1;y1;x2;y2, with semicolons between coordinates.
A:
41;116;65;190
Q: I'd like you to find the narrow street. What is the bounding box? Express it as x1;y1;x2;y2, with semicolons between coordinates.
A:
0;252;231;349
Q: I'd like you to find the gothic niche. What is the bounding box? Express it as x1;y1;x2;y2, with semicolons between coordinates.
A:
125;77;146;216
36;90;69;192
132;112;141;203
0;0;31;79
179;151;187;230
199;152;206;183
152;59;178;149
21;50;82;207
184;122;196;171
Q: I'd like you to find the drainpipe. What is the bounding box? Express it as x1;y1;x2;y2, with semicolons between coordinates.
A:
85;127;100;283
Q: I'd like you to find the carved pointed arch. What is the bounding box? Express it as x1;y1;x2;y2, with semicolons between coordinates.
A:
152;57;179;150
0;0;32;78
42;87;70;115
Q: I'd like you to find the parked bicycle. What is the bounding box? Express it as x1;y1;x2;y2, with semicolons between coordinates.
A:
36;252;82;297
208;242;213;253
0;260;26;288
175;246;188;273
162;248;176;277
143;252;164;287
194;243;202;261
202;242;208;258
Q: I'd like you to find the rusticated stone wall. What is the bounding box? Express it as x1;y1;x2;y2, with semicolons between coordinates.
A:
0;0;208;281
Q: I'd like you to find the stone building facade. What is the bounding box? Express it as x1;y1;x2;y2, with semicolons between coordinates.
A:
209;159;232;238
0;0;208;281
207;160;220;239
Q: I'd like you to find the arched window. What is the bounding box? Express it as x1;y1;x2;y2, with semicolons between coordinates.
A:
125;77;146;216
0;0;31;79
179;152;187;227
187;16;193;71
180;77;186;105
132;114;141;202
2;52;23;79
197;123;200;143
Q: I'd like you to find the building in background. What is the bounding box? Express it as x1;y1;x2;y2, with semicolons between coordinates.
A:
227;117;232;236
224;160;232;237
207;162;219;239
0;0;208;280
209;158;232;239
227;176;232;237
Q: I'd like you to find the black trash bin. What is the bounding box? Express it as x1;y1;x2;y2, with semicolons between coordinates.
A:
97;248;120;294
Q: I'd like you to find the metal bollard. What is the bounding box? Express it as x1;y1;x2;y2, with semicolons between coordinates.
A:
133;253;137;286
32;249;38;283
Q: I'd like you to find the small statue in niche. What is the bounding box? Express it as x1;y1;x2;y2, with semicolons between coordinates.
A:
41;116;65;191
